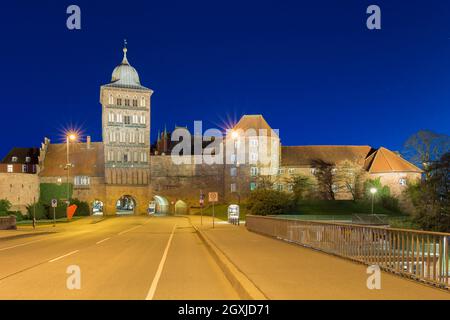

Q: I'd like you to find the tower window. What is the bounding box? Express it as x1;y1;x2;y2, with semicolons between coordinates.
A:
108;95;114;105
124;116;131;125
140;97;146;107
125;99;130;106
117;98;122;106
132;99;138;107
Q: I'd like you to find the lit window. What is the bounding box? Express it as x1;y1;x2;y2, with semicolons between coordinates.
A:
231;183;237;192
288;168;295;174
250;167;259;176
399;178;407;186
22;165;27;173
11;156;18;163
250;182;257;191
141;97;146;107
278;168;285;175
310;168;316;175
287;184;293;192
7;164;13;173
250;152;258;163
108;94;114;105
25;157;31;163
74;176;90;186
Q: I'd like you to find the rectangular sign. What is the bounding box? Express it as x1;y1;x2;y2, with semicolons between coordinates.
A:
51;199;58;208
208;192;218;202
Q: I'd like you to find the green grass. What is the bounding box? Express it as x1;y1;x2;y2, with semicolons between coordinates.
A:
287;200;402;216
16;217;84;225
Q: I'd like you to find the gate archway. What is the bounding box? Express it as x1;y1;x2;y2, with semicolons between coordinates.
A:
153;195;169;215
116;195;136;215
175;200;188;215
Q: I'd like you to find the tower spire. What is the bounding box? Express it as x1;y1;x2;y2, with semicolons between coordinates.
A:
122;39;129;65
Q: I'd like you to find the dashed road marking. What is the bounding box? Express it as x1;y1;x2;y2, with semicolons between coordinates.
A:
49;250;79;263
96;237;111;244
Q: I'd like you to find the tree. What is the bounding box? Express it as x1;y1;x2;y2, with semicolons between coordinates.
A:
403;130;450;167
285;174;312;203
254;175;274;190
0;199;12;213
406;152;450;232
336;161;366;201
311;159;336;200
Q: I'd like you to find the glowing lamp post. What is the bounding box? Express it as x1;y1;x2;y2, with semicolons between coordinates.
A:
65;132;77;205
370;187;377;214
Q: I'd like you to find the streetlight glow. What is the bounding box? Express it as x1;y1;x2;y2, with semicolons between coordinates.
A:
370;187;377;194
231;130;239;140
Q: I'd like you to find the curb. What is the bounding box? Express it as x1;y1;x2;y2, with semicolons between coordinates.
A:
190;222;268;300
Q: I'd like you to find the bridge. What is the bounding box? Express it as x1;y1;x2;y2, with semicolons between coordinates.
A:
0;215;448;299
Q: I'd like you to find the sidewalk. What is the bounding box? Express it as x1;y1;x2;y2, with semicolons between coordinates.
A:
189;215;450;300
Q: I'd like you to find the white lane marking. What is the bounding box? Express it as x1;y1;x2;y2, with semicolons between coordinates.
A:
118;225;141;235
49;250;79;263
0;238;47;252
96;237;110;244
145;225;177;300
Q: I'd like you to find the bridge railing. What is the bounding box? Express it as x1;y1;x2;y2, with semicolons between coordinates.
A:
245;215;450;289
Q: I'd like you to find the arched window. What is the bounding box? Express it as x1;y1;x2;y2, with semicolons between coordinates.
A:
108;94;114;105
140;97;146;107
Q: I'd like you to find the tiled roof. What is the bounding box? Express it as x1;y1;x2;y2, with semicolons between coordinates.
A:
364;147;423;173
232;115;278;137
281;145;373;166
1;147;40;164
39;142;105;177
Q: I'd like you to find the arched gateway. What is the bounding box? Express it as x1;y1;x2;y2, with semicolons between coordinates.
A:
116;195;136;215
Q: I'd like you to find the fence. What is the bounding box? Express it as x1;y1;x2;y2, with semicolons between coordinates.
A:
246;215;450;289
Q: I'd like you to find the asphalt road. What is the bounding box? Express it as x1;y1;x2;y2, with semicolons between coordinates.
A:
0;216;238;300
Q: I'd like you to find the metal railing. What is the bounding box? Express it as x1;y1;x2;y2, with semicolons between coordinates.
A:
246;215;450;289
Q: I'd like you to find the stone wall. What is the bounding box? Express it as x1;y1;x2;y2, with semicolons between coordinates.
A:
0;173;40;213
150;155;224;206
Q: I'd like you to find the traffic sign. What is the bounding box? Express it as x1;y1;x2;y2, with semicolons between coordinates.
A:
208;192;218;203
51;199;58;208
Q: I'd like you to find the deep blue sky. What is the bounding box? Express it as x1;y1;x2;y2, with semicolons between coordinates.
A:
1;0;450;157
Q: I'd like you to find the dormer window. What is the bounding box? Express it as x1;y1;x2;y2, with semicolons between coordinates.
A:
11;156;18;163
25;157;31;163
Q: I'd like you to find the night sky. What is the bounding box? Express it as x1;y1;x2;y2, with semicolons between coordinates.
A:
1;0;450;157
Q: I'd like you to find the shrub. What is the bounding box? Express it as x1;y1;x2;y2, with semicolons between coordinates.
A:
0;199;12;212
70;198;90;216
246;189;293;216
26;202;48;220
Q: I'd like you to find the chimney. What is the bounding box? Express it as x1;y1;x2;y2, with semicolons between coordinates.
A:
87;136;91;149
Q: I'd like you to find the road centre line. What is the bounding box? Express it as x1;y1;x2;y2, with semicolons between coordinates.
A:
49;250;79;263
118;225;142;235
145;224;177;300
96;237;111;244
0;238;47;252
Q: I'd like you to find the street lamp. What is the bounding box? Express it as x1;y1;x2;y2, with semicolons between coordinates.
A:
230;130;240;204
370;187;377;214
65;132;77;205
